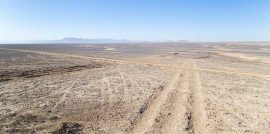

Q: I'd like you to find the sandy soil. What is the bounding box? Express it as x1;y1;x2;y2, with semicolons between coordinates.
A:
0;42;270;133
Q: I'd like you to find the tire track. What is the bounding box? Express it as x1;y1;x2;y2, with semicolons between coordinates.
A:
159;61;191;134
129;63;186;134
217;51;270;64
2;47;270;80
160;60;205;134
196;68;270;80
190;61;205;133
129;60;205;134
52;83;73;112
1;47;208;133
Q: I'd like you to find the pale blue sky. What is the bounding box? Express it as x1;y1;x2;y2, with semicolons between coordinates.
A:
0;0;270;42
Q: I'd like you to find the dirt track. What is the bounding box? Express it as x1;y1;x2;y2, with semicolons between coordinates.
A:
1;43;270;133
130;60;205;134
0;48;207;133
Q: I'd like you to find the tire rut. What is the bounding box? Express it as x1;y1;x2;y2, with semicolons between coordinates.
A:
156;61;192;134
129;63;185;134
189;61;205;133
129;60;205;134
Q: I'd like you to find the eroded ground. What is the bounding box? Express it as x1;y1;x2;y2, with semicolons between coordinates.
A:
0;42;270;133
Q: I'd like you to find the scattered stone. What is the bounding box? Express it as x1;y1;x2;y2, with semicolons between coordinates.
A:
53;122;82;134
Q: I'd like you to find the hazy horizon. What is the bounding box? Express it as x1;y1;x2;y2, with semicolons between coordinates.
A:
1;0;270;42
1;37;270;44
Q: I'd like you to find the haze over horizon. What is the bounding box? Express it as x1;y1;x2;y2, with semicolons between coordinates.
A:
1;0;270;42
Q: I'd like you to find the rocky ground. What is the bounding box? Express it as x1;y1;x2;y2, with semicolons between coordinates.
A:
0;42;270;133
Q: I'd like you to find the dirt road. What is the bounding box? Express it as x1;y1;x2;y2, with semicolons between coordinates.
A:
129;60;205;134
2;43;270;133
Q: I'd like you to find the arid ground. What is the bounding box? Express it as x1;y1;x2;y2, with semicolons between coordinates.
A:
1;42;270;133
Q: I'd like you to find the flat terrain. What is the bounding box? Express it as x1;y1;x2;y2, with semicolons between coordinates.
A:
1;42;270;133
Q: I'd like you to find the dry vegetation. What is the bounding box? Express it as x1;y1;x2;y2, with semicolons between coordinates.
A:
1;42;270;133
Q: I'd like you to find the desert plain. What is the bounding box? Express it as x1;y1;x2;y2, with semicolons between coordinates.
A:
1;42;270;133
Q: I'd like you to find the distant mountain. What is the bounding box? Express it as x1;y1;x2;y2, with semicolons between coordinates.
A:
0;38;188;44
43;37;134;44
